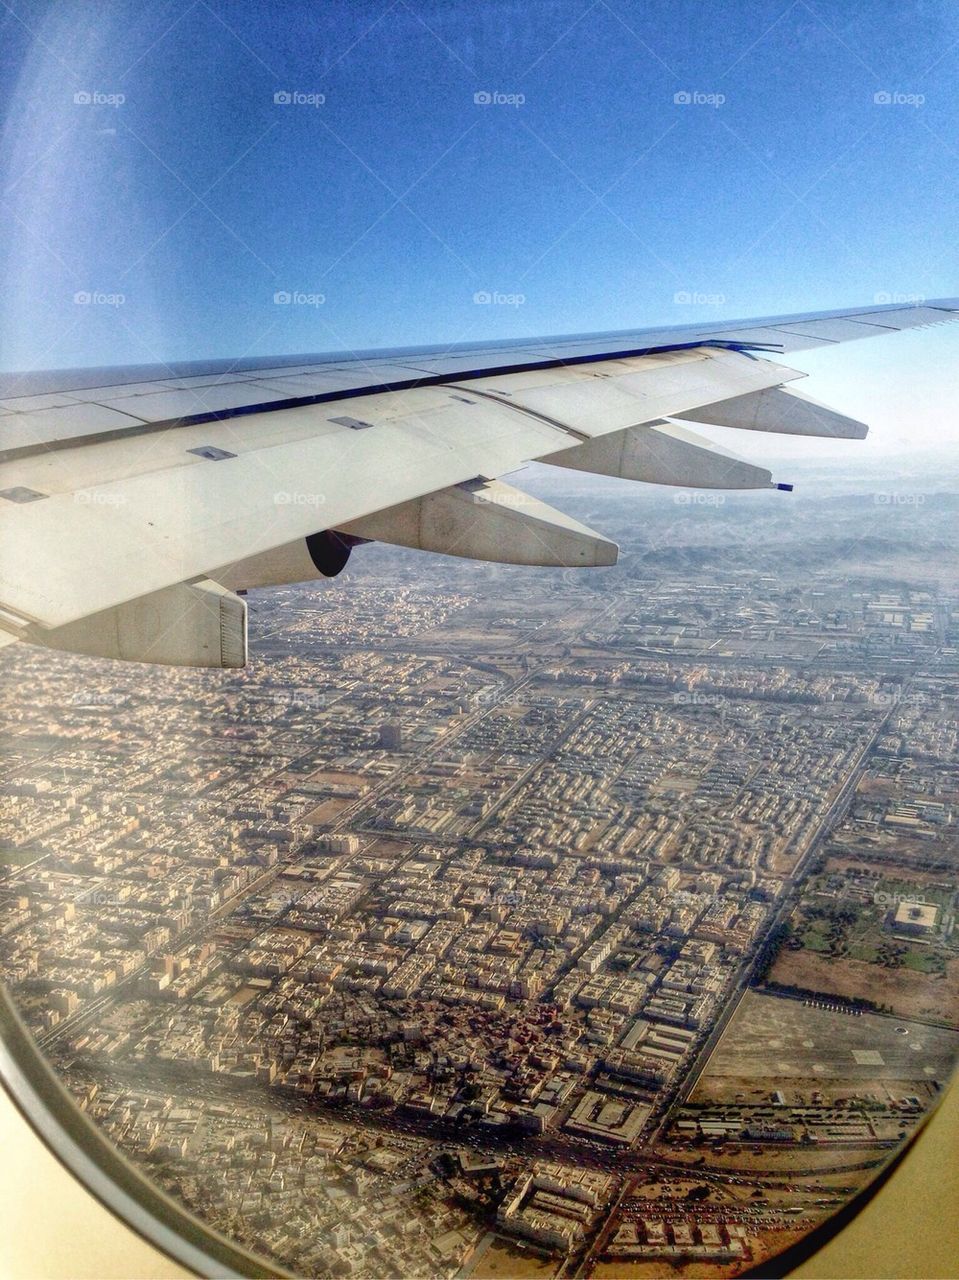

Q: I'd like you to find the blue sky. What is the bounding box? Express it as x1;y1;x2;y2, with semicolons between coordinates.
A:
0;0;957;455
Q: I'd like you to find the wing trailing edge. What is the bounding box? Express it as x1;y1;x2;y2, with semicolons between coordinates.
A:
21;579;247;668
3;296;953;667
675;385;869;439
340;478;618;568
543;420;777;490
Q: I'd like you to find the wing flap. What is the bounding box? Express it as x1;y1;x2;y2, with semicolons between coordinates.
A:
340;478;618;567
0;388;569;629
544;420;776;489
446;348;803;440
1;294;952;657
0;347;792;630
31;578;247;668
675;385;869;438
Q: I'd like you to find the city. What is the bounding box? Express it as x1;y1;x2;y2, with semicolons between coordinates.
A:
2;467;958;1278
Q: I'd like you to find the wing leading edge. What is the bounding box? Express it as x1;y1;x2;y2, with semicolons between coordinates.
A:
0;299;955;666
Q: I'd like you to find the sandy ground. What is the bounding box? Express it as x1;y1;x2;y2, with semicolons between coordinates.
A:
693;989;959;1085
470;1238;558;1279
769;948;959;1027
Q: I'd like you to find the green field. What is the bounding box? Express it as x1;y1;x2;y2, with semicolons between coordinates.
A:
790;891;949;978
0;848;35;868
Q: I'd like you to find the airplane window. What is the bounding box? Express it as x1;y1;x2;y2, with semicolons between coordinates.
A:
1;4;957;1280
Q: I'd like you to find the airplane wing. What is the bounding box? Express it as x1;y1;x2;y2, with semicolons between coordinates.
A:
0;298;956;668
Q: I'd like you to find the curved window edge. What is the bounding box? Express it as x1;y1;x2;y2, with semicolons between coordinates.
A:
0;981;287;1280
2;976;955;1280
741;1070;955;1278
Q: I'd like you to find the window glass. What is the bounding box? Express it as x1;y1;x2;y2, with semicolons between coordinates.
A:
3;481;958;1277
2;3;957;1276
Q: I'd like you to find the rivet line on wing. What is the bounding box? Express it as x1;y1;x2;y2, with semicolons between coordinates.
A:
445;384;592;443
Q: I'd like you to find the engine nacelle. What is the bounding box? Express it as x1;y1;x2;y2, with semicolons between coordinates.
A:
216;476;618;592
215;531;364;590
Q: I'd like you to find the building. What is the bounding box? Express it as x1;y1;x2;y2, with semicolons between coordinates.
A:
891;900;939;935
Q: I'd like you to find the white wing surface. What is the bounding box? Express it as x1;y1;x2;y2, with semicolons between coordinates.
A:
0;298;955;666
